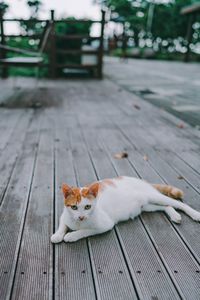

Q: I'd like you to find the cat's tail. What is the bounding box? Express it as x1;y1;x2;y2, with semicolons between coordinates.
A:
152;184;184;200
151;194;200;222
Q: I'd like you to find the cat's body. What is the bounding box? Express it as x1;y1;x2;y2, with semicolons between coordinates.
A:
51;176;200;243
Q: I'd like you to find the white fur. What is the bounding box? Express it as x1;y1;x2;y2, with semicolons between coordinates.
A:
51;176;200;243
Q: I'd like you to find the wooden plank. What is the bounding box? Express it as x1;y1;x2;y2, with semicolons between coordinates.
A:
57;49;99;55
0;110;41;300
56;64;98;69
3;19;101;24
54;114;97;300
55;34;100;40
10;113;54;300
113;95;200;187
156;149;200;192
78;115;181;299
140;147;200;263
67;79;200;299
174;150;200;176
181;3;200;15
102;86;200;267
0;109;23;151
103;79;200;151
0;110;33;206
69;120;138;300
104;80;200;178
97;10;105;79
99;123;200;299
0;10;8;78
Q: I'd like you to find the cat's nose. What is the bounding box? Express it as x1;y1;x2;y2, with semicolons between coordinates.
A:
79;216;85;221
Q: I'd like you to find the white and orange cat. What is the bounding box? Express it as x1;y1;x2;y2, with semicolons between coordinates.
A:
51;176;200;243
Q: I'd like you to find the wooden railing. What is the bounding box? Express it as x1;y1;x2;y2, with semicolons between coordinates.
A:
0;9;106;78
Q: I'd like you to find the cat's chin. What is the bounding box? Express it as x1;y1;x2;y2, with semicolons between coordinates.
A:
77;218;87;222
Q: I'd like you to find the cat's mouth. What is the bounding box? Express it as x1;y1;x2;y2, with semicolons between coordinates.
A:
78;216;86;221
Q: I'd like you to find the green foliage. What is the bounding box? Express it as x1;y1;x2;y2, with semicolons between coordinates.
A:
0;1;9;13
55;19;92;76
20;0;43;34
27;0;42;17
104;0;200;51
152;0;191;39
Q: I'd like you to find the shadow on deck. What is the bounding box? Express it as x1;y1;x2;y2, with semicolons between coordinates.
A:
0;75;200;300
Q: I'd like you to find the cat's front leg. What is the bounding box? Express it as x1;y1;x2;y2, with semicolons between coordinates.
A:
64;211;114;242
51;212;68;243
63;228;104;243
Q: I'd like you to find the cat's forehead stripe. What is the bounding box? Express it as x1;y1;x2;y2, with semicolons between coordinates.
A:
64;187;95;206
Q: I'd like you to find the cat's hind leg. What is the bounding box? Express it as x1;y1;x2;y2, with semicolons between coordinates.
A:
150;194;200;222
142;204;182;224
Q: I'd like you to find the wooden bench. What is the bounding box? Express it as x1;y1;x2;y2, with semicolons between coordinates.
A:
0;10;106;79
0;13;54;79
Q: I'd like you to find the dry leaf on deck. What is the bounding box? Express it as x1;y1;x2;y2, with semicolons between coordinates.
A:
114;152;128;159
177;123;185;129
133;104;141;110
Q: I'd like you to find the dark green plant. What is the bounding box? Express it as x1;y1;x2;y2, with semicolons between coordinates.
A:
104;0;200;51
20;0;43;34
0;1;9;13
55;18;92;76
27;0;42;17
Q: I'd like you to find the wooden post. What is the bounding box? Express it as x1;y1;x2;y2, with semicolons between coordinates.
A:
184;13;195;62
49;9;56;78
121;22;127;59
97;10;105;79
0;9;8;78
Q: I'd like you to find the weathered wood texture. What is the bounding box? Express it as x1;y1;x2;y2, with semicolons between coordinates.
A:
0;77;200;300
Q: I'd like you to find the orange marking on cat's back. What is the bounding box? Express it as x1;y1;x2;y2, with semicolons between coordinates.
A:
102;178;116;187
116;176;124;180
99;178;117;192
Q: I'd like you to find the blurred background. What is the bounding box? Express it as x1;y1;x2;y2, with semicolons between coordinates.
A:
0;0;199;78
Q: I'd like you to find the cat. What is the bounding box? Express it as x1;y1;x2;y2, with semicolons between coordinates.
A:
51;176;200;243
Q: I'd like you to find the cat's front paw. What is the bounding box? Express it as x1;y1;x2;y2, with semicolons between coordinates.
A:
191;211;200;222
51;233;64;243
64;232;80;243
170;211;182;224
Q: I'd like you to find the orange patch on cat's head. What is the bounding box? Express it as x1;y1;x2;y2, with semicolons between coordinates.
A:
62;184;81;207
62;182;100;207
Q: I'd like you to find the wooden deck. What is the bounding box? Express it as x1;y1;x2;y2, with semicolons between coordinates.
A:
0;77;200;300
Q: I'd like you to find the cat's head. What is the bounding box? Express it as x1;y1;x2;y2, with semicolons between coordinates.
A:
62;182;99;222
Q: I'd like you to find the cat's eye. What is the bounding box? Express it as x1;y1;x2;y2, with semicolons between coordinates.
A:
85;205;91;210
71;205;78;210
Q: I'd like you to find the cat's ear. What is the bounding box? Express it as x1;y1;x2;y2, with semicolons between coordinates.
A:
62;183;72;198
88;183;99;198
